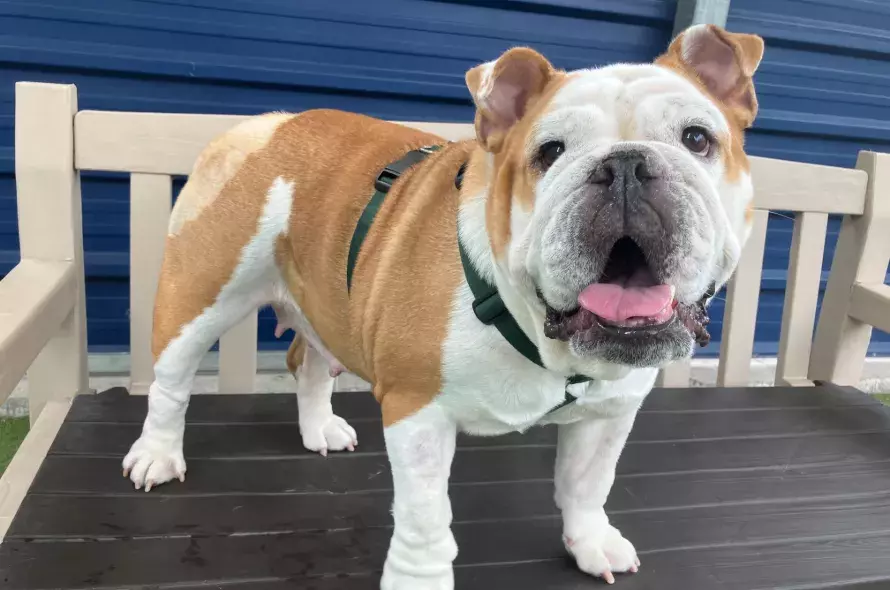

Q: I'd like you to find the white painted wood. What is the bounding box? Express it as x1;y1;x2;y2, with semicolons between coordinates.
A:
218;312;258;394
0;400;71;540
749;157;867;216
775;212;829;387
73;111;869;215
14;82;90;421
0;262;76;404
849;283;890;335
656;359;692;387
811;152;890;385
129;174;173;395
717;209;769;387
74;111;474;175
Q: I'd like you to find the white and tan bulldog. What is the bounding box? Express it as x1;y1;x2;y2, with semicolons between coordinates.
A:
123;24;764;588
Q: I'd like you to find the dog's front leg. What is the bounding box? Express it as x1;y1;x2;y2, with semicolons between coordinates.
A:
380;401;458;590
555;409;641;584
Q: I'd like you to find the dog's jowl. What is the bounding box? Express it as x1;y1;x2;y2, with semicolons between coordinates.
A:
123;24;764;589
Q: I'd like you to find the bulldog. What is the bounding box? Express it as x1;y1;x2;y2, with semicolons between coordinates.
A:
123;24;764;588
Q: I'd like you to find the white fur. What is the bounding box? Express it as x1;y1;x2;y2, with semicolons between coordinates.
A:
295;343;357;456
381;402;458;590
124;177;358;490
554;396;645;583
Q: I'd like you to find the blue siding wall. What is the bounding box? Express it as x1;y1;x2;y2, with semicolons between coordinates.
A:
0;0;886;357
726;0;890;356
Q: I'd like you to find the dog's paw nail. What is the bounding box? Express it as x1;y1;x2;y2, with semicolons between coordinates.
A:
603;570;615;584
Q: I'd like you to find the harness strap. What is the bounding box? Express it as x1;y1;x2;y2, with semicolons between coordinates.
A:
346;145;442;292
347;146;591;414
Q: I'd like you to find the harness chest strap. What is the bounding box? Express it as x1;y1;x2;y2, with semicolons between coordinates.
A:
346;145;591;413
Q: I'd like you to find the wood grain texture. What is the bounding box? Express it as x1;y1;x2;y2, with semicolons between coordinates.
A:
3;385;890;589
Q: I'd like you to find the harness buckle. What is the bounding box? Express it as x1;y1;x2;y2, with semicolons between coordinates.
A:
374;169;399;193
471;291;508;325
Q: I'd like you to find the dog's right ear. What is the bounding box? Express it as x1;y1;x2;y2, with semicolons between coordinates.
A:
465;48;556;152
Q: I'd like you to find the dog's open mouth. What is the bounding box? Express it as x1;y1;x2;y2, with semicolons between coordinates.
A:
543;237;711;346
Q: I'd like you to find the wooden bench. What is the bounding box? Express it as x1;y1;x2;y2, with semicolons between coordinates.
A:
1;82;890;589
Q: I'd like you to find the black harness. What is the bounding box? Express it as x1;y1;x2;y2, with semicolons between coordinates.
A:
347;145;591;414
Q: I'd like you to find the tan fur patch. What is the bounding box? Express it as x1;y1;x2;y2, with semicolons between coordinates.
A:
154;110;475;426
285;333;307;375
151;117;287;360
480;72;569;258
167;113;293;235
718;131;749;183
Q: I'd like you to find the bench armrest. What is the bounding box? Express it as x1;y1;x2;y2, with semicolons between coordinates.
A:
0;261;77;404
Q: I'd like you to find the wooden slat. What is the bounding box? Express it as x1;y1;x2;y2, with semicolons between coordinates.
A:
47;405;890;459
13;485;890;547
849;283;890;334
8;481;557;540
775;211;829;386
129;173;172;395
6;499;890;589
74;110;474;175
717;209;769;386
749;155;867;215
0;261;76;403
33;452;890;515
15;82;90;420
65;388;380;423
32;430;890;497
218;312;258;394
73;110;867;214
811;151;890;385
62;385;877;426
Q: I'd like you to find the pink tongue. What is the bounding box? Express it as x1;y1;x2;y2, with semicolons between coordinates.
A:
579;283;674;323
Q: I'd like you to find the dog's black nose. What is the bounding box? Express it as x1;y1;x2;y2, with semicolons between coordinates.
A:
591;150;653;195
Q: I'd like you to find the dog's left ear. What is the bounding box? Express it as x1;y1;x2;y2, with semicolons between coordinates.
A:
657;24;764;128
466;48;556;152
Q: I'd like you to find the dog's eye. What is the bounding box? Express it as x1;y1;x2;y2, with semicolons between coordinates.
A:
681;127;711;156
538;141;565;171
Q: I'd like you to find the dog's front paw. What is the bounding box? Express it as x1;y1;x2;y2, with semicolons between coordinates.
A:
122;436;186;492
565;523;640;584
380;562;453;590
300;414;357;456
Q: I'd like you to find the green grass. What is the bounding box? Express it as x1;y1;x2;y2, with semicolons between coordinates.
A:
0;417;29;476
875;394;890;405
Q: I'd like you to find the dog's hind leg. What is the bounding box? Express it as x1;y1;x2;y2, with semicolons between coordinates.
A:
124;174;296;491
281;320;357;456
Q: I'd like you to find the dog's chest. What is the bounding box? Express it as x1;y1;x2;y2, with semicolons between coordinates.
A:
438;285;655;435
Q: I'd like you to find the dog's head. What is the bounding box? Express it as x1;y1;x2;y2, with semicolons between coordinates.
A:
463;24;764;370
